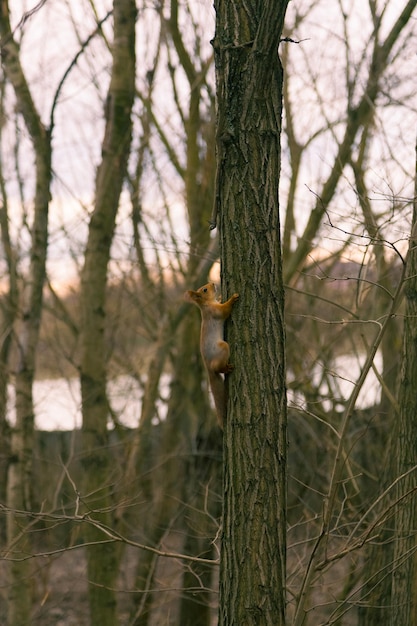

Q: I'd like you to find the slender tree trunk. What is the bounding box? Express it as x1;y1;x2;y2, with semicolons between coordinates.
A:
213;2;289;624
0;4;52;623
79;1;136;624
0;174;17;533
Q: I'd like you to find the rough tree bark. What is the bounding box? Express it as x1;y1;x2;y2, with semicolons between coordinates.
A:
79;1;136;624
213;2;289;624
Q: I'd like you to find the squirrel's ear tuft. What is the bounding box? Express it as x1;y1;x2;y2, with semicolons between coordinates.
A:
184;290;198;302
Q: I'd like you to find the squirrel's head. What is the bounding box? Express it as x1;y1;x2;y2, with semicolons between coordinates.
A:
184;282;217;305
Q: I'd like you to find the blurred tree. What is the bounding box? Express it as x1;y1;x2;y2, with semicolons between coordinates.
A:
78;0;136;625
279;2;417;622
0;101;17;521
124;1;221;622
0;1;52;623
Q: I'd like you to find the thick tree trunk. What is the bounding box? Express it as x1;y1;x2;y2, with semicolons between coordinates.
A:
213;2;289;624
79;1;136;625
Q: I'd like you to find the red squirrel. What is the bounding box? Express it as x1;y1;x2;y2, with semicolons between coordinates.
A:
184;283;239;429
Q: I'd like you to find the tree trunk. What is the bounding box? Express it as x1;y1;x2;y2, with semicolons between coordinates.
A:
0;172;17;535
0;4;52;623
389;140;417;625
213;2;289;624
79;1;136;624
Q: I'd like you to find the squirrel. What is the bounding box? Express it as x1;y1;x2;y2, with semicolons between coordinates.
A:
184;283;239;429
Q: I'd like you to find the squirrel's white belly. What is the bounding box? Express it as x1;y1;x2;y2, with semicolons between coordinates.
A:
201;318;224;362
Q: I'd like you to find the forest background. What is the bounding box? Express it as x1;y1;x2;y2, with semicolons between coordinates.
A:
1;0;417;625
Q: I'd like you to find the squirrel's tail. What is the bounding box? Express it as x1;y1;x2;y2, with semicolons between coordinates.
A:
208;370;225;429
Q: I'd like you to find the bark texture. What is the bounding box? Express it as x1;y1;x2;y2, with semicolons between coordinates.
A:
213;2;289;624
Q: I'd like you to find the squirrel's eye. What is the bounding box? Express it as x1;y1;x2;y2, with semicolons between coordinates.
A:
203;288;207;293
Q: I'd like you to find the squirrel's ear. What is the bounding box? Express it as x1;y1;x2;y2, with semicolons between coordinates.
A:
184;289;201;304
